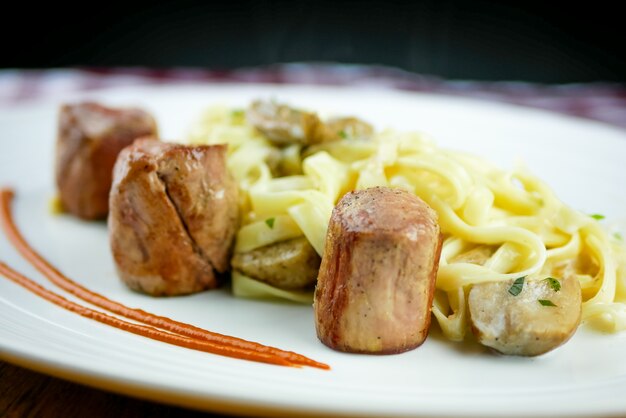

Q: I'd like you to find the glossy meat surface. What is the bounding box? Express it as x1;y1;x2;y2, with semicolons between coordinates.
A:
108;139;238;296
56;102;157;219
314;187;442;353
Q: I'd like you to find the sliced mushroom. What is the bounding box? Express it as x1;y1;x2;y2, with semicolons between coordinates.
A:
246;100;372;146
325;117;373;140
468;275;582;356
231;237;321;290
246;100;324;146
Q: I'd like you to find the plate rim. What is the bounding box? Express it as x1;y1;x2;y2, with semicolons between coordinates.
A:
2;81;625;137
1;82;626;418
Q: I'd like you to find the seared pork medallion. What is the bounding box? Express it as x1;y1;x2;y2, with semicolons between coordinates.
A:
56;102;157;220
108;139;238;296
314;187;442;354
469;274;582;356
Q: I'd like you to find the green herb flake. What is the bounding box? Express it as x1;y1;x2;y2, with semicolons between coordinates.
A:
613;232;623;242
538;299;558;307
590;213;605;221
231;109;245;118
543;277;561;292
508;276;525;296
338;130;348;139
265;218;275;229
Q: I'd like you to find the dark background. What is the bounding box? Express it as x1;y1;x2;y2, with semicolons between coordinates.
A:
4;0;624;83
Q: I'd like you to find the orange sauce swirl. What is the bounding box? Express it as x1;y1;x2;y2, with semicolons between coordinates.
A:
0;188;329;370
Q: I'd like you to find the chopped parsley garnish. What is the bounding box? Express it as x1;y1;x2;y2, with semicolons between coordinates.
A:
538;299;557;307
231;109;245;118
265;217;275;229
543;277;561;292
613;232;623;242
338;130;348;139
508;277;525;296
590;213;605;221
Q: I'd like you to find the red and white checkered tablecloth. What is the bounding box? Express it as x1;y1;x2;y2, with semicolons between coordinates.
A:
1;64;625;129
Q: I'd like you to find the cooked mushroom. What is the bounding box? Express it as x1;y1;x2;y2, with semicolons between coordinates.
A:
246;100;372;146
231;237;320;290
325;117;373;140
468;275;582;356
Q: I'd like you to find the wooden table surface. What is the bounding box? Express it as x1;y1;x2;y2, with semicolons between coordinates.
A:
0;361;239;417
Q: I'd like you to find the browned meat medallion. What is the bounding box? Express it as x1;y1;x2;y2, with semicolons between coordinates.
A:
314;187;442;354
108;138;239;296
56;102;158;220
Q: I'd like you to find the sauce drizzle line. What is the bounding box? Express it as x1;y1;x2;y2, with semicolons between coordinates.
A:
0;188;329;370
0;262;289;366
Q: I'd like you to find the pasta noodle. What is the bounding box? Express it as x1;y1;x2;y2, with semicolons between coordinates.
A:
189;105;626;340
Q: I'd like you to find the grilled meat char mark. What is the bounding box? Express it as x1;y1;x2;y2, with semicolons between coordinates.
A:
314;187;442;354
56;102;157;220
109;139;238;296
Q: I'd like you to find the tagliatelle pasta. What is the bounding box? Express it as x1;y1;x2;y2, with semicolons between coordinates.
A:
188;105;626;340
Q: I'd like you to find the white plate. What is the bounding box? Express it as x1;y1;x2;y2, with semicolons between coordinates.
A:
1;84;626;418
